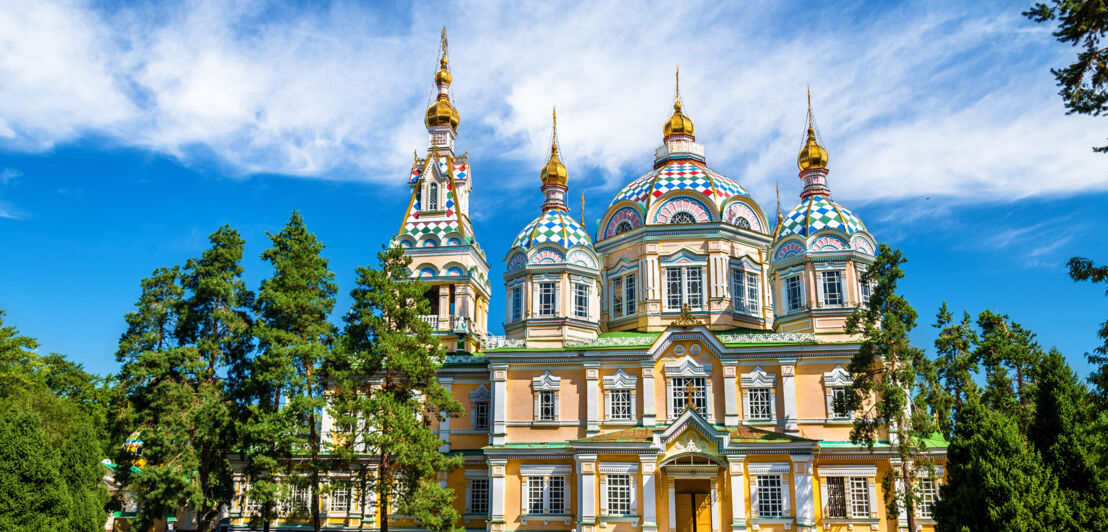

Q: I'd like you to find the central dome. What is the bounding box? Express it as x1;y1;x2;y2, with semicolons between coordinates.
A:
512;209;592;250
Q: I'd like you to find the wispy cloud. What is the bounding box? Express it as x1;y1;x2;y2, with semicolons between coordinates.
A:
0;168;20;186
0;1;1103;209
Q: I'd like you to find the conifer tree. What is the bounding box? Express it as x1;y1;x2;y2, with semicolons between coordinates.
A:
1028;349;1108;528
975;311;1042;430
114;226;253;531
247;211;337;532
934;395;1068;531
842;245;938;532
334;245;462;532
930;303;979;439
1068;256;1108;404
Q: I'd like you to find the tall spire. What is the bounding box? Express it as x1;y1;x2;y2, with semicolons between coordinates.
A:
797;88;832;200
425;26;459;131
776;183;783;225
580;191;586;226
663;66;695;139
540;106;569;212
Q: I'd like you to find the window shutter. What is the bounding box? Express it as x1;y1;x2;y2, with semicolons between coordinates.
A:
521;477;529;514
465;480;473;513
781;475;791;513
770;390;778;420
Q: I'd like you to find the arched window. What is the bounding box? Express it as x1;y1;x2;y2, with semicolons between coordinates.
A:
736;217;751;229
615;221;633;234
670;211;697;225
428;182;439;211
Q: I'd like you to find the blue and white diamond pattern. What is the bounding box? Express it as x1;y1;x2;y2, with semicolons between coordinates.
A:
609;161;751;215
778;195;867;237
511;211;594;251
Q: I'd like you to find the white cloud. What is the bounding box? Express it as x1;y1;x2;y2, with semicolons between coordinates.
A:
0;0;1103;209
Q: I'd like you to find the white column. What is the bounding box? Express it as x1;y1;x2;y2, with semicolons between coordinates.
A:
791;456;815;530
641;364;656;426
320;395;333;445
577;454;597;530
491;364;508;445
585;364;600;434
438;378;453;452
723;363;738;426
728;455;747;530
667;479;677;532
781;360;799;435
488;458;507;532
710;479;720;531
643;256;660;301
640;457;658;532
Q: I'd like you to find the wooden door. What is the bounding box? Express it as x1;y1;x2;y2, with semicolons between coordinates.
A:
675;493;694;532
694;493;712;531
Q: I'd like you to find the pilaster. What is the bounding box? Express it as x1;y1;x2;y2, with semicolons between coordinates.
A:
781;359;799;435
641;363;656;426
640;455;658;532
728;455;747;530
491;364;508;445
438;377;453;452
723;363;739;426
487;458;507;532
585;363;600;434
791;455;815;531
576;454;598;531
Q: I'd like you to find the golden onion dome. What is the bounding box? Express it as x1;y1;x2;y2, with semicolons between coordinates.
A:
663;101;695;138
797;125;828;171
540;145;568;186
425;94;460;129
434;57;452;86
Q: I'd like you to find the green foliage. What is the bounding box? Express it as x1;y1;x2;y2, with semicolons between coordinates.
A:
1025;1;1108;151
331;245;463;532
0;309;42;394
843;244;937;531
112;226;253;531
934;396;1069;531
1028;350;1108;528
975;311;1042;430
0;408;70;531
243;211;337;532
930;303;980;439
1068;256;1108;404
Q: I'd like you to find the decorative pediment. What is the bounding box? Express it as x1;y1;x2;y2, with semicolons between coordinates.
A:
664;355;712;377
532;370;561;391
741;366;776;387
602;369;637;389
658;408;728;457
469;384;491;403
660;248;707;267
823;365;853;387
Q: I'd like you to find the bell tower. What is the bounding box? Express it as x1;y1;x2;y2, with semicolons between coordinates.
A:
392;28;490;353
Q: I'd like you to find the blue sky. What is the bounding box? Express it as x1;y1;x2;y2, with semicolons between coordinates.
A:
0;1;1105;378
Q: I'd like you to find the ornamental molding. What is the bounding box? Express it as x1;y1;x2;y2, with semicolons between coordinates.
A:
602;369;638;389
741;366;776;387
520;464;573;476
823;365;853;387
716;332;815;344
664;355;712;377
469;384;491;403
565;335;657;347
598;462;640;474
747;462;790;475
481;336;526;349
817;465;876;477
532;370;562;391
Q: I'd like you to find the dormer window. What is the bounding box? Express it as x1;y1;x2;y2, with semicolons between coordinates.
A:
428;182;440;211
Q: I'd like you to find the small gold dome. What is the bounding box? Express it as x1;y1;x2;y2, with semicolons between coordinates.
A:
663;101;695;138
540;145;568;186
435;57;452;86
797;126;828;171
425;95;460;129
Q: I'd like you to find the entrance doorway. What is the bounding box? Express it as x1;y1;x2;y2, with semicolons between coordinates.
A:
673;479;711;532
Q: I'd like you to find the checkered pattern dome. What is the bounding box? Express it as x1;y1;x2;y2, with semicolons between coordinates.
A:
776;195;866;238
608;161;754;221
511;210;593;252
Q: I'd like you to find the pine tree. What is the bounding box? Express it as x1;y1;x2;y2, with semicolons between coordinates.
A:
975;311;1042;431
334;245;463;532
934;396;1068;531
1068;256;1108;404
842;244;938;532
0;308;42;393
248;211;337;532
931;303;979;439
1028;349;1108;528
114;226;253;531
0;408;70;530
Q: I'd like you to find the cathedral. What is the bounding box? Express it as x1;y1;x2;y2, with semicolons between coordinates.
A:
224;33;946;532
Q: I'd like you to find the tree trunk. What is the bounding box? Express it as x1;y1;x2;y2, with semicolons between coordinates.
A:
901;459;917;532
379;451;389;532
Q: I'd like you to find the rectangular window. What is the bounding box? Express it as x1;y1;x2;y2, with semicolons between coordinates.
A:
428;182;439;210
859;274;872;307
826;476;847;518
243;484;261;515
331;486;350;513
849;477;870;518
822;271;843;306
666;268;683;309
470;479;489;515
574;283;589;319
745;271;760;314
538;282;556;316
609;389;632;421
748;388;772;420
671;377;707;414
528;477;545;514
731;269;746;312
547;477;566;514
607;475;632;516
282;484;310;515
830;387;849;419
511;287;522;322
785;276;803;311
685;268;703;309
538;391;557;421
624;274;636;315
612;277;623;318
756;476;784;518
918;478;937;518
472;401;489;430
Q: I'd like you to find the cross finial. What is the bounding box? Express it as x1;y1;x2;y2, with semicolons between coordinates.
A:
440;26;448;62
674;66;682;107
581;191;586;226
776;182;783;224
551;106;559;154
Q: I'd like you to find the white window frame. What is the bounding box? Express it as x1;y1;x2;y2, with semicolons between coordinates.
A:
520;465;573;517
857;265;872;307
730;267;761;315
818;465;878;520
664;356;713;420
603;369;638;422
918;477;938;519
532;371;561;422
741;366;777;422
784;274;804;312
599;463;639;518
328;484;350;516
510;285;523;322
823;366;854;420
820;270;844;306
427;181;440;211
465;472;490;516
573;282;589;319
611;272;637;319
664;266;704;310
470;385;491;430
611;276;624;318
748;462;791;520
536;281;558;317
